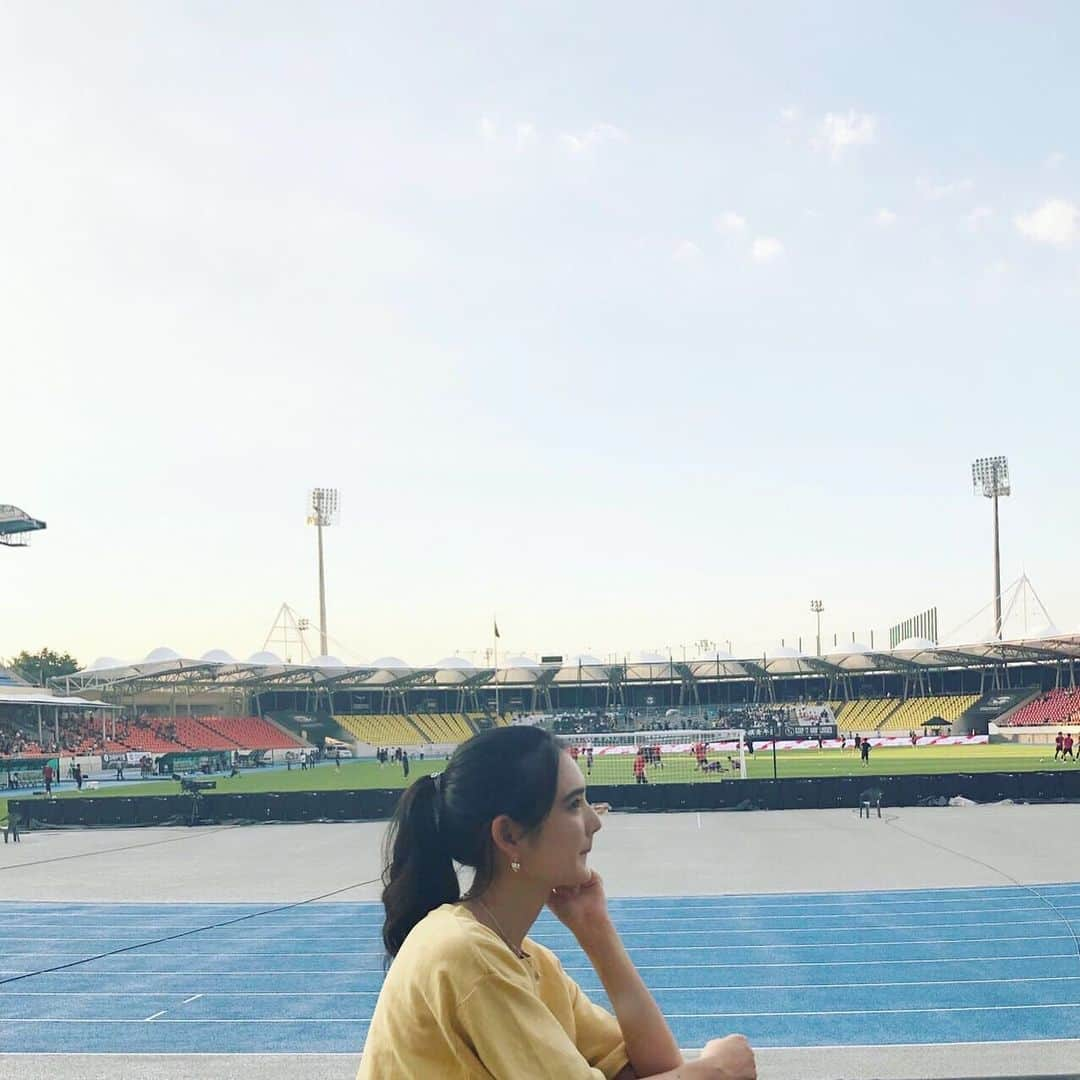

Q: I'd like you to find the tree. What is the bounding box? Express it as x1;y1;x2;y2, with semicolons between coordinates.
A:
6;648;80;687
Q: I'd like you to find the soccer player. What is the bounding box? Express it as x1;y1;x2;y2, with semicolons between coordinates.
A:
1063;732;1075;762
633;750;648;785
1054;731;1064;760
585;747;594;775
860;738;871;766
360;727;755;1079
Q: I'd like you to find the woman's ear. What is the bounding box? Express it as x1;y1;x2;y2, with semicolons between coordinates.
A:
489;813;523;864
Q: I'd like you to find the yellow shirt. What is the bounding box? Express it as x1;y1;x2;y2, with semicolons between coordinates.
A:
358;903;629;1079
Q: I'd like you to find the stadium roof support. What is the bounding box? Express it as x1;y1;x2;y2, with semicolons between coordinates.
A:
52;632;1080;703
0;504;47;547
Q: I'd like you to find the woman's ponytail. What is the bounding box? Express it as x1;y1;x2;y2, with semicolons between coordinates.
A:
381;773;459;959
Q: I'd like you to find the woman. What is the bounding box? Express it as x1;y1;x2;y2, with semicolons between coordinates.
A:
359;726;755;1079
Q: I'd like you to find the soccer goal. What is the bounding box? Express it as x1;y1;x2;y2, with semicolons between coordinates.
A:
560;729;747;784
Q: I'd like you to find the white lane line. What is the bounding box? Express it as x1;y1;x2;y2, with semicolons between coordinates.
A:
3;976;1079;995
0;1018;371;1024
181;994;203;1004
0;990;382;996
2;1001;1080;1023
144;1010;167;1021
564;951;1080;971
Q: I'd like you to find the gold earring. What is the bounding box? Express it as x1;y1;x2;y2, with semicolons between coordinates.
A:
511;860;521;873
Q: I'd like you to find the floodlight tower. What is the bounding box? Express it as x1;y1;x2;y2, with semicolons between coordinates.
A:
971;456;1010;640
307;488;339;656
810;600;824;657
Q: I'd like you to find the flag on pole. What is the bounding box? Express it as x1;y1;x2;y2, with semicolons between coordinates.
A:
493;618;501;639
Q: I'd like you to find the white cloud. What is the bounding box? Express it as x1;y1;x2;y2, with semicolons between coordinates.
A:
672;239;702;262
1044;151;1065;170
873;208;897;227
965;206;993;232
714;211;747;234
918;176;975;200
479;116;498;143
780;105;800;123
559;123;627;154
819;110;877;155
751;236;784;263
515;123;538;152
1015;198;1079;248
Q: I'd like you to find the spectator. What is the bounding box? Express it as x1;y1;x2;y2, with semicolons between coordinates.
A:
359;726;755;1079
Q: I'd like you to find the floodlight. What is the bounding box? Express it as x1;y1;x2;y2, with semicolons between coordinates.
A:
970;456;1010;639
809;600;824;657
307;487;340;526
307;488;340;655
972;456;1010;498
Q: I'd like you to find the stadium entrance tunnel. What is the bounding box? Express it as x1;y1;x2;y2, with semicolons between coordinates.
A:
10;769;1080;828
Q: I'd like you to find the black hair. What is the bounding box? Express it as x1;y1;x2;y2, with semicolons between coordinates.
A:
380;726;563;959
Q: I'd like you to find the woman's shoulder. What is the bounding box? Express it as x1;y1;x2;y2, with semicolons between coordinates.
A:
397;904;511;974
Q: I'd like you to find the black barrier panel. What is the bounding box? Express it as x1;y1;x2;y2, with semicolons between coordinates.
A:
344;789;399;820
1019;771;1063;802
780;779;816;811
810;777;844;809
977;772;1022;802
16;769;1078;830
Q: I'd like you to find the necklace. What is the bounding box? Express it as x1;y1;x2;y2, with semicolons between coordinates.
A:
473;897;526;959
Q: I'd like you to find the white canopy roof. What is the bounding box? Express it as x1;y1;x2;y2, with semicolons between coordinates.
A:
52;631;1080;695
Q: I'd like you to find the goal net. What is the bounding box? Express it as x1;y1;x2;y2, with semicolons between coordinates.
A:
559;729;747;784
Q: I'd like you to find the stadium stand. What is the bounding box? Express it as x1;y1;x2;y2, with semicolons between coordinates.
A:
1002;687;1080;727
834;698;895;732
413;713;476;742
832;694;979;732
337;713;503;746
338;714;428;747
875;694;980;731
197;715;305;750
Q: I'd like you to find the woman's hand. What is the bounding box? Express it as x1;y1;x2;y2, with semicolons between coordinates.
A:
547;870;613;945
691;1035;756;1079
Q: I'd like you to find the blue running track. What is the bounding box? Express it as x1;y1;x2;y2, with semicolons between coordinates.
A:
0;883;1078;1053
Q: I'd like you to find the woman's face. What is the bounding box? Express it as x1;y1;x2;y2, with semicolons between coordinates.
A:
521;751;603;888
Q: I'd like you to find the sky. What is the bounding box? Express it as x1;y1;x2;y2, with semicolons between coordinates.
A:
4;2;1080;669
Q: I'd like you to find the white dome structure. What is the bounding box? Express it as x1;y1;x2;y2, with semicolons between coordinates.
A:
86;656;128;672
634;651;668;664
201;649;235;663
371;656;410;669
1025;622;1060;640
434;656;475;670
694;649;736;662
504;655;540;668
894;637;936;652
570;654;604;667
310;654;346;668
246;651;284;666
826;641;871;655
763;645;805;659
145;647;182;662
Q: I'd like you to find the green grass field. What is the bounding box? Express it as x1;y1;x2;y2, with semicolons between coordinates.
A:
2;743;1076;823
